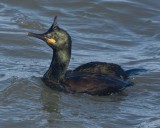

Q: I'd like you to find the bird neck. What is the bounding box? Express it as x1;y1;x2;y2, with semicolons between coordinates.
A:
43;48;71;83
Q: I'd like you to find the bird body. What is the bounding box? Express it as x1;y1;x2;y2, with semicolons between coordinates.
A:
28;16;133;96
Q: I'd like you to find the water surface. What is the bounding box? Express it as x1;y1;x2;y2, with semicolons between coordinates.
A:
0;0;160;128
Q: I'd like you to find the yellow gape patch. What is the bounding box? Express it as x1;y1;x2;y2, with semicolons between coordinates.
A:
47;38;56;44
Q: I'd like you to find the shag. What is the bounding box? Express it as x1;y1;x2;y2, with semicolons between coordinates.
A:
28;16;133;96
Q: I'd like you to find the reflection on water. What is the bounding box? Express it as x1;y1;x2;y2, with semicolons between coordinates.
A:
0;0;160;128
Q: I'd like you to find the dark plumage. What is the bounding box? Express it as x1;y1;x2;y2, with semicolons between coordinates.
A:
28;16;133;96
72;62;127;80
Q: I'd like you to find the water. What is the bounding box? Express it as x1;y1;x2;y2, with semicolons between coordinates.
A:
0;0;160;128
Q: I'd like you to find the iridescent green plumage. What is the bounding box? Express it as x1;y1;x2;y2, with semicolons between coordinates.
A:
28;16;133;96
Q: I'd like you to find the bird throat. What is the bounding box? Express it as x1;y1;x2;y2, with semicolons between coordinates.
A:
43;49;71;83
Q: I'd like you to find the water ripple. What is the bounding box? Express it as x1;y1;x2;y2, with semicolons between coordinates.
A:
0;0;160;128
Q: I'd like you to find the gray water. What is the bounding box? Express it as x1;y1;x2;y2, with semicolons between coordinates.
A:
0;0;160;128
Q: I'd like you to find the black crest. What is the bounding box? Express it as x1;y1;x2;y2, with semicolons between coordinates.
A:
48;16;58;32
